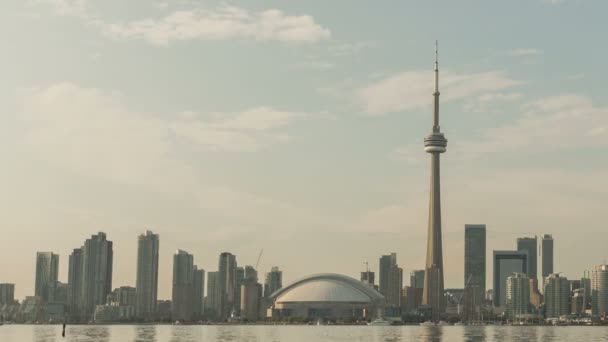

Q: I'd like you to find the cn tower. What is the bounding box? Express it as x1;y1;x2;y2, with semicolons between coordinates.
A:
422;41;447;321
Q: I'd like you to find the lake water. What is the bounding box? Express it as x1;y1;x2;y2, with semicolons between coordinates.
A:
1;325;608;342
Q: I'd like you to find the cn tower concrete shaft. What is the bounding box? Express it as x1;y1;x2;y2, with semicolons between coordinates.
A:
422;42;447;321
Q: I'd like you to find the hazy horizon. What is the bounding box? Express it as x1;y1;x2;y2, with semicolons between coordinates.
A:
1;0;607;301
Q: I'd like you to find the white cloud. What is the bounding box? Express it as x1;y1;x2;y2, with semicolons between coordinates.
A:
328;41;378;56
463;92;523;113
32;1;330;45
15;82;321;237
32;0;88;18
17;83;196;192
170;107;304;152
509;48;544;56
17;83;305;191
359;70;522;115
291;60;335;70
463;94;608;156
389;145;424;165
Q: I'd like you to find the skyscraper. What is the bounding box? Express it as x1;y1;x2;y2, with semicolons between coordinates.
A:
244;265;258;282
517;236;538;281
67;248;83;317
529;278;543;312
410;270;425;289
571;288;586;315
361;270;375;285
35;252;59;301
264;266;282;298
386;264;403;307
544;273;570;318
505;273;530;320
109;286;137;306
235;266;245;315
193;266;205;319
206;271;219;318
240;278;262;322
81;232;113;317
464;225;486;305
581;274;591;311
172;250;194;321
404;270;425;312
136;230;159;320
493;251;527;308
379;253;397;297
48;281;68;305
541;234;554;279
217;252;237;319
591;264;608;316
422;42;448;321
0;283;15;304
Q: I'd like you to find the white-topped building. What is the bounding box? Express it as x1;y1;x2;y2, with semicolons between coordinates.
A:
268;273;385;320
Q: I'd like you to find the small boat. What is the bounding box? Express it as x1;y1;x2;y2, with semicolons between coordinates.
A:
368;318;392;326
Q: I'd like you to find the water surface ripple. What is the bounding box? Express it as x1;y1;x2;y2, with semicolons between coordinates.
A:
2;325;608;342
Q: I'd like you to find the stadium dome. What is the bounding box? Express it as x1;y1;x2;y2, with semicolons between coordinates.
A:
268;273;385;320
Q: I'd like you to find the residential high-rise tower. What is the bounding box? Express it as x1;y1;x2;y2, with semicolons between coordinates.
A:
35;252;59;302
135;230;159;319
217;252;237;319
544;273;570;318
505;273;530;320
67;248;83;317
264;266;283;298
193;266;205;319
379;253;397;297
205;271;219;318
80;232;113;318
172;250;194;321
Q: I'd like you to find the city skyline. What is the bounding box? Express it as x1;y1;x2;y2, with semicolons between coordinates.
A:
1;0;608;301
2;227;600;303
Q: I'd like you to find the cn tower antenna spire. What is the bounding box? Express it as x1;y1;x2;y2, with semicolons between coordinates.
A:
432;40;440;132
434;40;439;92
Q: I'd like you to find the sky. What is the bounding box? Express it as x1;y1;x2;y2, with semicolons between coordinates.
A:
1;0;607;301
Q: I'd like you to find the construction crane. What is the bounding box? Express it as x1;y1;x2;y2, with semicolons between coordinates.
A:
255;249;264;270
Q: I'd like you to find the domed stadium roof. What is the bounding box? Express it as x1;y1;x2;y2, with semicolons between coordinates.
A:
271;273;384;304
